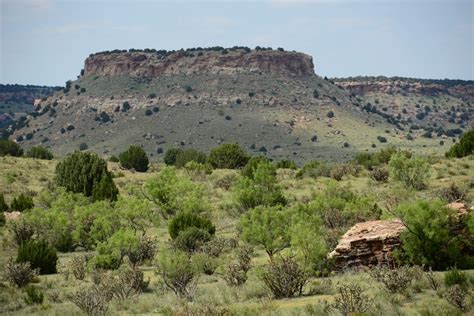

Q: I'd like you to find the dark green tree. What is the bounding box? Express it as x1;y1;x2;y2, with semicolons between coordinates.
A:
0;139;23;157
26;146;53;160
55;151;117;200
175;148;207;168
119;145;149;172
446;129;474;158
168;212;215;239
208;144;249;169
10;194;34;212
92;173;119;202
164;148;183;166
17;240;58;274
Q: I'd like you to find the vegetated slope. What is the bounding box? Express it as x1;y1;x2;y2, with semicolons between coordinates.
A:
11;48;470;162
334;76;473;135
0;84;61;136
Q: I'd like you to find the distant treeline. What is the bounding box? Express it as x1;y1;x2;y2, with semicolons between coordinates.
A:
0;84;61;93
333;76;474;88
89;46;288;58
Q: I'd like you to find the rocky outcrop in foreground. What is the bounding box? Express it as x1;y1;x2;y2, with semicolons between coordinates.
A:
329;219;406;271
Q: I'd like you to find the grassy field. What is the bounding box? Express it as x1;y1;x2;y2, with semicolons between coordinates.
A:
0;154;473;315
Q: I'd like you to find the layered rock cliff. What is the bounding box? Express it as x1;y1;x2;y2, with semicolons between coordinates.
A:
84;49;315;78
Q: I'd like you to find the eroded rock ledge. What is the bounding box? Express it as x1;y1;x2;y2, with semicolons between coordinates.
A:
84;49;315;78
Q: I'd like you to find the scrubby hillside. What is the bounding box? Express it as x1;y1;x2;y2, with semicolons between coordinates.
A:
11;48;464;163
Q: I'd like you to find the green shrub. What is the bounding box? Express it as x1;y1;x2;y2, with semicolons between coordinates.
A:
208;143;249;169
26;146;53;160
297;160;331;178
175;148;207;168
173;227;211;253
56;151;117;200
10;194;34;212
148;93;157;99
0;139;23;157
242;156;269;178
164;148;183;165
24;285;44;305
354;152;378;170
92;173;119;202
369;265;416;293
156;250;199;301
119;145;149;172
224;245;253;286
330;283;373;315
445;284;469;311
330;164;359;181
240;205;290;258
144;167;209;218
145;109;153;116
168;212;215;239
235;162;286;211
275;159;297;169
389;152;429;190
446;129;473;158
3;259;37;288
444;267;469;290
260;256;307;298
396;200;473;270
0;192;9;212
92;229;139;270
17;240;58;274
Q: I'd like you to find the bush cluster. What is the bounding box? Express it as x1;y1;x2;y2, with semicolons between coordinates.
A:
119;145;149;172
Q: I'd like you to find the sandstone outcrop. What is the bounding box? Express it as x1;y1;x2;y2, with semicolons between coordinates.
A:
84;49;315;78
329;219;406;271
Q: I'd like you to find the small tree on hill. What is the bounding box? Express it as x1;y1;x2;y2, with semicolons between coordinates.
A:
0;139;23;157
208;144;249;169
55;151;118;200
164;148;183;166
119;145;149;172
446;129;473;158
92;173;119;202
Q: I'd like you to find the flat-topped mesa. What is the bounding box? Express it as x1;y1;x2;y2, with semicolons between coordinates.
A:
83;48;315;78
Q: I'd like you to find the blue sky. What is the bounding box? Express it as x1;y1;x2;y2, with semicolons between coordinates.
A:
1;0;472;86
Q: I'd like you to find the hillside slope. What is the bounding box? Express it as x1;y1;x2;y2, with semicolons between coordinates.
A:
11;48;472;162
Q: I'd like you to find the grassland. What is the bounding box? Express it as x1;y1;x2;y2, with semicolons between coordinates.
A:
0;152;473;315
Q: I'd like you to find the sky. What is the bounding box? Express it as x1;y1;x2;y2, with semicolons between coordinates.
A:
1;0;473;86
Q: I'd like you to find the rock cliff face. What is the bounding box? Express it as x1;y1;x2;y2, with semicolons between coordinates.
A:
84;50;315;78
329;219;406;271
334;78;474;98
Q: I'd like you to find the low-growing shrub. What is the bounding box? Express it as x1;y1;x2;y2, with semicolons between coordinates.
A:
370;166;389;182
444;267;469;290
17;240;58;274
3;259;37;288
10;194;34;212
438;183;467;203
175;148;207;168
260;256;308;298
330;283;373;315
156;250;199;301
26;146;53;160
389;152;429;190
168;212;215;240
369;265;415;293
24;285;44;305
119;145;149;172
445;285;469;312
330;164;359;181
173;227;211;253
208;143;249;169
224;244;253;286
242;156;269;179
9;220;34;245
0;139;23;157
71;285;111;316
70;255;87;280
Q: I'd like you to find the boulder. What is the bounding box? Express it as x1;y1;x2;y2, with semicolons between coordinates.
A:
328;219;406;271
